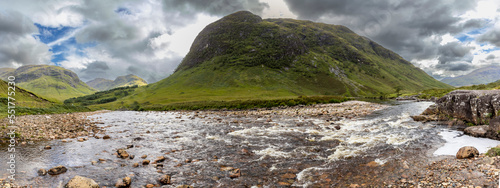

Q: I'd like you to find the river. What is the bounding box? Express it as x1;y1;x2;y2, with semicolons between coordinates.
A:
2;101;500;187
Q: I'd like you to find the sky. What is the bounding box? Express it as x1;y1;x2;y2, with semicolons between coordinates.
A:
0;0;500;83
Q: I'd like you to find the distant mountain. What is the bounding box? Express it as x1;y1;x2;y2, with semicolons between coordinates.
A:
441;66;500;87
1;65;96;101
86;74;147;91
0;68;15;79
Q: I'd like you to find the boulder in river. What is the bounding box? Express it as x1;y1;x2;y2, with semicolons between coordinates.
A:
229;168;241;179
115;176;131;188
65;175;99;188
159;175;171;185
44;145;52;149
48;165;67;175
117;149;129;159
37;169;47;176
142;160;150;165
154;156;166;163
456;146;479;159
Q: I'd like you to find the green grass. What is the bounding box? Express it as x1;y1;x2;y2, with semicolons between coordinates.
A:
486;147;500;157
0;80;90;118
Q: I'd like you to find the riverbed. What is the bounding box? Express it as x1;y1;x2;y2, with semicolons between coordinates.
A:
2;101;500;187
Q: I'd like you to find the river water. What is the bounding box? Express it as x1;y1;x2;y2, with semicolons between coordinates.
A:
2;101;500;187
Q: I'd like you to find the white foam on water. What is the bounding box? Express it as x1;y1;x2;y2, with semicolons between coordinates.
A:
294;167;330;187
375;158;388;165
328;145;361;160
434;129;500;156
254;147;292;159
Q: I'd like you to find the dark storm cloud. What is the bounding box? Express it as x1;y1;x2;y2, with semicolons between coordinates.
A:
487;54;496;60
437;42;474;64
435;61;474;71
0;10;51;67
283;0;481;77
478;29;500;47
164;0;269;17
0;11;37;35
77;61;111;81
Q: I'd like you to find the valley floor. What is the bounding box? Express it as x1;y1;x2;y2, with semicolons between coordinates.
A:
0;101;499;187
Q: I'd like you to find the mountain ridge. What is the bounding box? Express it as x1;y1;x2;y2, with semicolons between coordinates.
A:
441;65;500;86
86;74;148;91
1;65;96;101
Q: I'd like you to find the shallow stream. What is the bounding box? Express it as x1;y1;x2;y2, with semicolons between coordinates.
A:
2;101;500;187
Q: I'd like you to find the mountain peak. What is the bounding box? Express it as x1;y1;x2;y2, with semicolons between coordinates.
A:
220;11;262;23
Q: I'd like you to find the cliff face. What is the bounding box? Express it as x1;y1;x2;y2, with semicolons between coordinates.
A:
416;90;500;140
435;90;500;125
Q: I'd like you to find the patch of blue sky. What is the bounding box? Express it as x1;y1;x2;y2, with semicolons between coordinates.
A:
456;34;473;42
34;23;75;44
115;7;132;15
482;47;500;54
34;23;97;65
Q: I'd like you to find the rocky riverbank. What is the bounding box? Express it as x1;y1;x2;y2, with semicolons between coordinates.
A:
205;100;389;119
412;90;500;140
0;111;109;142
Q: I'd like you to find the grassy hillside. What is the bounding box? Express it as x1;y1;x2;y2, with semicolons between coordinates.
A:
0;80;89;118
7;65;96;102
65;11;451;110
0;80;51;108
87;74;148;91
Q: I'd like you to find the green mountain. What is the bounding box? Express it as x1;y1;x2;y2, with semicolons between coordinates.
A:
66;11;451;109
4;65;96;102
441;65;500;87
86;74;148;91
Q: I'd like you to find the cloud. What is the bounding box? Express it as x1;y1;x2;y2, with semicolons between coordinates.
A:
478;29;500;46
0;10;51;67
77;61;110;81
283;0;486;77
163;0;269;17
435;61;474;71
437;42;474;65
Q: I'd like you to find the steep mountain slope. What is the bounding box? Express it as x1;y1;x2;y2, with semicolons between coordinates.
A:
67;11;451;108
142;11;449;102
6;65;96;101
87;74;147;91
441;65;500;86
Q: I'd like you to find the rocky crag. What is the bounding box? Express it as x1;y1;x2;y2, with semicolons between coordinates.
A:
413;90;500;139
